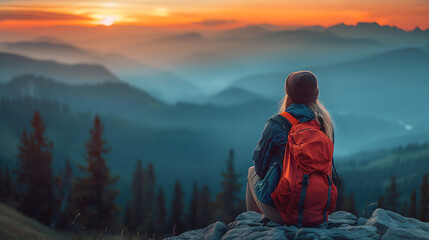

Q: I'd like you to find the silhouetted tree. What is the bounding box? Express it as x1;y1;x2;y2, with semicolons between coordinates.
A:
198;184;213;228
188;182;199;230
345;193;358;216
156;187;167;236
377;196;385;209
144;162;156;234
0;166;3;198
335;176;346;211
123;202;133;232
55;159;74;229
0;165;13;203
15;111;56;225
130;159;146;231
408;189;417;218
400;203;408;216
71;115;120;231
216;149;242;223
385;175;400;212
419;173;429;221
170;180;185;235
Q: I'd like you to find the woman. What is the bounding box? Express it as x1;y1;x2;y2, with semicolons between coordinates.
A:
246;71;335;224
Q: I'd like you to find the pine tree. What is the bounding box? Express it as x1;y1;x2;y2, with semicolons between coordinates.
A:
123;202;133;231
144;162;156;234
335;177;346;210
71;115;120;231
55;159;73;229
170;180;185;235
346;193;358;216
216;149;242;223
377;196;385;209
419;173;429;221
198;184;213;228
408;189;417;218
0;166;4;201
0;165;13;203
188;182;199;230
130;159;146;231
385;175;400;212
156;187;167;236
0;166;3;198
15;111;56;225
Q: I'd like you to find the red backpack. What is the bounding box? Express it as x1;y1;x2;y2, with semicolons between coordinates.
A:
271;112;337;227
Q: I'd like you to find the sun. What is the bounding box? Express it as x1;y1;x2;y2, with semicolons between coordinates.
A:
101;16;116;26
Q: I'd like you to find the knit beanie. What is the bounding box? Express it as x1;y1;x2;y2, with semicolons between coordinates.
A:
285;71;319;104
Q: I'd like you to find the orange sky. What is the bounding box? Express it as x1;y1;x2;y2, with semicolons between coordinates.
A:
0;0;428;30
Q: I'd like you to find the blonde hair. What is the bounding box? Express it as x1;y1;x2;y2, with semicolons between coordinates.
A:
278;95;334;142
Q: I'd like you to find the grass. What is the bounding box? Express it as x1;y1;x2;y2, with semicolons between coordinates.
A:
0;203;147;240
0;203;61;240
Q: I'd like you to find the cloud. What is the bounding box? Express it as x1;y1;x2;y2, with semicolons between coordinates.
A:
151;7;169;17
0;10;91;21
193;19;236;27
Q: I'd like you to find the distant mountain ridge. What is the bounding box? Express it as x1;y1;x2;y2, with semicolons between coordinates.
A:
0;40;149;73
219;25;271;39
0;75;166;126
327;22;429;45
207;87;266;106
0;52;119;84
156;32;206;43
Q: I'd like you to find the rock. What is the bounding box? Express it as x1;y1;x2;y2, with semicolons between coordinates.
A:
365;208;429;235
166;209;429;240
221;226;288;240
295;225;380;240
166;221;227;240
381;227;429;240
357;217;367;226
228;212;265;229
327;211;358;227
234;211;264;222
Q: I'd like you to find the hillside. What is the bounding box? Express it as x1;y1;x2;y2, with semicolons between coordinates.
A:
337;143;429;213
0;203;129;239
0;53;119;84
0;75;166;125
0;203;61;240
207;87;266;106
122;72;205;104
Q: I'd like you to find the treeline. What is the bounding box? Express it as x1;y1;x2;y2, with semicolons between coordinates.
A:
0;111;245;239
377;174;429;221
334;173;429;222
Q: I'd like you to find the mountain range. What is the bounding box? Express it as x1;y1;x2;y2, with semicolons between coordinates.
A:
232;47;429;125
0;52;118;84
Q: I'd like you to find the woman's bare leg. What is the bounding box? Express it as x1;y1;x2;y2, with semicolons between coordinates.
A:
247;166;284;224
246;182;262;213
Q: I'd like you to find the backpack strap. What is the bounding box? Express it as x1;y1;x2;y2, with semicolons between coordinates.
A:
280;112;299;126
323;175;333;222
297;174;309;228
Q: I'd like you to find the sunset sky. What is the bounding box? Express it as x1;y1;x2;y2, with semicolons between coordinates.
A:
0;0;428;30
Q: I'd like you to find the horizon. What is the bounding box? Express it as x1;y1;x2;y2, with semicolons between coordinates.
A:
0;0;428;31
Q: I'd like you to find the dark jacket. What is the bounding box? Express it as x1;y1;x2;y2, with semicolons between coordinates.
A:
252;103;315;205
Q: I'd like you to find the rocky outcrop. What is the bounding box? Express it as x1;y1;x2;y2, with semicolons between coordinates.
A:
166;209;429;240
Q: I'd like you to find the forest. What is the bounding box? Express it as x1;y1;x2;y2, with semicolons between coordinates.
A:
1;106;429;239
0;109;246;239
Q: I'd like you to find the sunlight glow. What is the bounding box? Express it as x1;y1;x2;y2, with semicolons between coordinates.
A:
101;16;116;26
